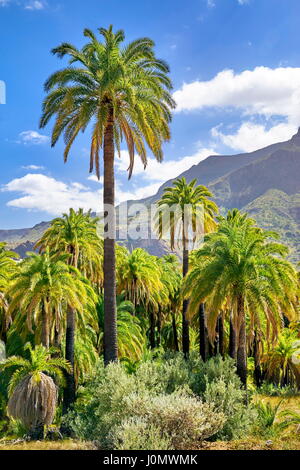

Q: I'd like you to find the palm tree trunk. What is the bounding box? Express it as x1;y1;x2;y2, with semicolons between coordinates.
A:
182;246;190;358
157;307;161;347
41;302;49;349
149;310;156;349
236;296;247;387
218;315;224;357
171;311;179;352
63;308;76;414
208;340;214;358
199;303;207;361
229;311;237;360
253;330;262;388
214;316;219;355
103;106;118;365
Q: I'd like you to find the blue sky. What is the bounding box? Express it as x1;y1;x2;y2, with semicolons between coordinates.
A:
1;0;300;228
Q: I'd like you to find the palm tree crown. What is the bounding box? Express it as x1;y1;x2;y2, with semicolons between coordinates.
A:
0;342;71;396
156;177;218;251
7;249;94;349
40;25;175;179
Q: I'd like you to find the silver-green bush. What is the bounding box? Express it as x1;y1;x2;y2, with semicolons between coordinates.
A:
67;362;225;449
67;354;255;447
204;378;257;440
114;417;172;450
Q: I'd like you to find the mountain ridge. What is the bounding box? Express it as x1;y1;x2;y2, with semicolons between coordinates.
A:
1;130;300;262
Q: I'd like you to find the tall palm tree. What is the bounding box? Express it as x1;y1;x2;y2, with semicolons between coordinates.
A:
36;209;100;411
40;26;175;366
156;177;218;357
0;343;71;439
183;209;298;386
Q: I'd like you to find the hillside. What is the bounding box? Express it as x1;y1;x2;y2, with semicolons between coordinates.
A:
1;129;300;262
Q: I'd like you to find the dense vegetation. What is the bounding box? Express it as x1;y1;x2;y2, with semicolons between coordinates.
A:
0;197;299;447
0;26;300;450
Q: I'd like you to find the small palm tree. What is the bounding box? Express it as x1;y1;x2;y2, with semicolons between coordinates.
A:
0;243;19;342
7;249;96;413
158;255;182;351
35;209;100;411
156;177;218;357
40;26;175;367
255;400;286;437
7;250;89;350
96;295;145;362
117;248;163;308
117;248;166;349
262;330;300;388
0;343;71;439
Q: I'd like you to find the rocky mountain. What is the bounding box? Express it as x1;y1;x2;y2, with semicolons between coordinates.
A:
1;129;300;262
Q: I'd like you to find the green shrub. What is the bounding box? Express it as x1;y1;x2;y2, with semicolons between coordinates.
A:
253;400;286;438
191;355;242;395
259;382;299;397
67;354;255;447
204;379;256;440
134;353;195;394
134;354;253;441
66;363;134;447
125;390;225;450
67;362;225;449
114;417;172;450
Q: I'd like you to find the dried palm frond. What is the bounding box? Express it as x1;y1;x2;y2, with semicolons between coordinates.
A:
8;372;57;430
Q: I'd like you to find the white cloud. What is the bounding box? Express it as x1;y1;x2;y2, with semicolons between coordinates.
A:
25;0;46;10
1;173;163;216
115;148;217;184
116;182;162;202
0;0;46;7
207;0;215;7
18;130;49;145
238;0;249;4
1;145;216;217
2;174;102;215
87;175;103;184
174;66;300;152
22;164;45;171
173;66;300;125
211;121;298;153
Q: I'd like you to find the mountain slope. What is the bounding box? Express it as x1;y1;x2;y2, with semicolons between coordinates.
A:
244;189;300;263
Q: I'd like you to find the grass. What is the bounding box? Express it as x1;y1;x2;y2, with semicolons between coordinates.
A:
0;439;96;450
1;436;300;451
254;394;300;414
200;437;300;451
1;395;300;451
